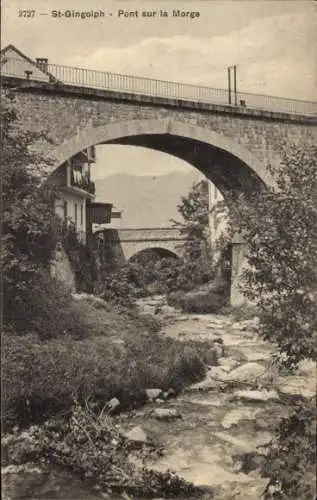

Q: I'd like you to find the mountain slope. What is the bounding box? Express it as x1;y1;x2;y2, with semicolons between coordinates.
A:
94;170;203;228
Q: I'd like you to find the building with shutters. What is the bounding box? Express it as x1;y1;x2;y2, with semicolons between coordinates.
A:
49;148;113;244
1;44;114;245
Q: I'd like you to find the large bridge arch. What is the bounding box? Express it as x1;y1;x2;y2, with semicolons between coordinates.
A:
46;118;274;194
49;118;273;307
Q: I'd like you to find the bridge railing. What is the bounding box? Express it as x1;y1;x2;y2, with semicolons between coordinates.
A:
1;57;317;116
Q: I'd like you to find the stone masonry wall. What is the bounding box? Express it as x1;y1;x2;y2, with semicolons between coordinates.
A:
11;85;317;177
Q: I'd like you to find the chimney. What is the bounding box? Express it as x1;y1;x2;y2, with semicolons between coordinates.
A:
36;58;48;72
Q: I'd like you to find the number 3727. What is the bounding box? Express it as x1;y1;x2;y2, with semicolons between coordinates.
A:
19;10;36;17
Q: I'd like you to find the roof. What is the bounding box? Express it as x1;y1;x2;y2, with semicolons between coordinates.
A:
1;44;58;82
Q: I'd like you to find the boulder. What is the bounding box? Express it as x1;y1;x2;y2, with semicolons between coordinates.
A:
106;397;120;413
226;362;266;384
152;408;182;421
160;305;177;316
225;346;249;363
145;388;162;401
277;376;316;398
297;360;316;376
218;358;240;372
221;408;260;429
123;425;148;444
234;389;279;402
210;366;229;382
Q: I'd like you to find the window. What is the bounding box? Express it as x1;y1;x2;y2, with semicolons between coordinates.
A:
80;204;83;225
63;200;68;220
74;203;78;226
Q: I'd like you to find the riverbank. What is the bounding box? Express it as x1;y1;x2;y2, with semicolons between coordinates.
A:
2;295;316;499
2;294;210;499
134;296;316;498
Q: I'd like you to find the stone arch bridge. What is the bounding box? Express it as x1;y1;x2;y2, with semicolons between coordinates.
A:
94;227;186;265
3;71;316;196
3;65;317;304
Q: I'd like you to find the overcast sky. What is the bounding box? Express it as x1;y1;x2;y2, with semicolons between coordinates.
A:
2;0;316;178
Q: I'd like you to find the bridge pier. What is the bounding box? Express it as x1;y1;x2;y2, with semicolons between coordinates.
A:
230;233;249;307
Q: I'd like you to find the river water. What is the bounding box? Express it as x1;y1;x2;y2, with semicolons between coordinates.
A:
3;295;316;500
131;295;316;499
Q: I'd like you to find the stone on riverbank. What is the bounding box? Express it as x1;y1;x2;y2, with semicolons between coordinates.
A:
123;425;148;444
221;408;260;429
146;388;162;401
106;397;120;413
213;431;272;454
226;362;266;384
152;408;182;421
233;389;279;402
276;375;316;398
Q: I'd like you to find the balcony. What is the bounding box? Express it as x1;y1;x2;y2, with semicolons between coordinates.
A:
71;176;96;195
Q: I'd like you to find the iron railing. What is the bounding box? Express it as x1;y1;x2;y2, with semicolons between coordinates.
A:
1;57;316;116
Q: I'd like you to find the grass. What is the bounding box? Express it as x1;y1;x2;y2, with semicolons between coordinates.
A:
2;403;205;498
2;295;207;430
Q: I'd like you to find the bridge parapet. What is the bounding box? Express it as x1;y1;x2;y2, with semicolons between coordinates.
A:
2;57;316;116
114;227;186;242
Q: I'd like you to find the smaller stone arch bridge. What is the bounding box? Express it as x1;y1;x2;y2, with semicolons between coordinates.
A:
93;227;187;265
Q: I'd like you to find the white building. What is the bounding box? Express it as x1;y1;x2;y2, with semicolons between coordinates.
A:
1;44;57;82
50;150;114;244
2;44;115;245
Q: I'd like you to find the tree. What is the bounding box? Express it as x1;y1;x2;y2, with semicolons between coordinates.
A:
229;144;317;368
1;89;78;335
227;144;317;499
173;179;211;262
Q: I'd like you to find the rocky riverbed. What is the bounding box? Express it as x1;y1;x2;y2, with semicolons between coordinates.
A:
3;295;316;500
131;295;316;499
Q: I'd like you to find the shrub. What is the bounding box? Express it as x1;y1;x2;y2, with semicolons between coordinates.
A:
1;89;88;338
2;326;206;429
100;267;139;308
3;405;203;498
227;144;317;498
177;289;227;314
167;278;228;313
228;144;317;368
262;398;316;499
1;90;98;340
61;223;98;294
3;270;86;339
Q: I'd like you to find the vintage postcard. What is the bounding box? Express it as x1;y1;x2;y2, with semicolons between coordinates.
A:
2;1;316;499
